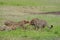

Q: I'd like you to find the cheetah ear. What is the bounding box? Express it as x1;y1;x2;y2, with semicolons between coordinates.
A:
23;20;26;22
27;21;29;23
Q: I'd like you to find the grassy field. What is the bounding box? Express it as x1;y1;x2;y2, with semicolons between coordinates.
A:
0;0;60;6
0;0;60;40
0;0;60;12
0;14;60;40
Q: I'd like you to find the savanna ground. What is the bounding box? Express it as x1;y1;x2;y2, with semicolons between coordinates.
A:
0;0;60;40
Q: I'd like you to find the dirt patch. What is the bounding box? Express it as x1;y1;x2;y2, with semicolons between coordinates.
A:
30;11;60;15
0;6;60;15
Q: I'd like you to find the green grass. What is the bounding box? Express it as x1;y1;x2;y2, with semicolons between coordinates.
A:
0;14;60;40
0;0;60;40
0;0;60;6
0;0;60;12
